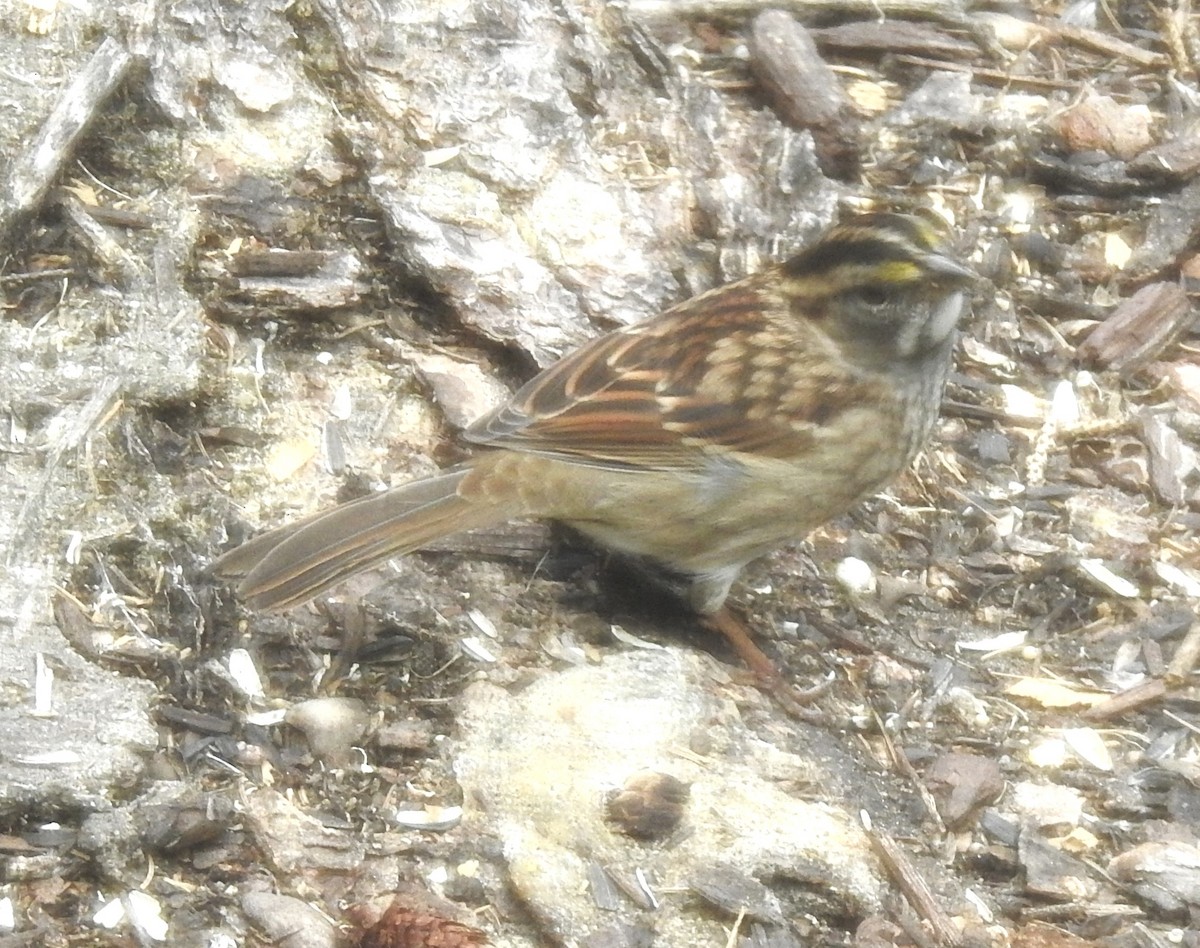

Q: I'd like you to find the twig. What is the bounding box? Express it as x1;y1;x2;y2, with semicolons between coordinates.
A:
0;268;81;286
862;811;962;946
60;194;147;289
628;0;970;28
893;55;1077;91
1080;678;1166;721
0;36;135;253
1082;620;1200;721
878;720;947;834
7;377;124;566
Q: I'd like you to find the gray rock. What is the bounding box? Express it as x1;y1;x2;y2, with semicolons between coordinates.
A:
455;648;884;945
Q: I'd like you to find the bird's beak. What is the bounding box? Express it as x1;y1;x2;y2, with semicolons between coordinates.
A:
924;252;977;286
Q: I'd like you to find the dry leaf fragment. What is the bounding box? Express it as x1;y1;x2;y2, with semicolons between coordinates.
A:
1004;678;1109;709
265;437;317;480
1060;727;1113;772
349;896;490;947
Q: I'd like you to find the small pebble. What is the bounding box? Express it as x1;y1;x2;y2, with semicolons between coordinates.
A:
285;697;370;767
242;892;336;948
835;556;877;596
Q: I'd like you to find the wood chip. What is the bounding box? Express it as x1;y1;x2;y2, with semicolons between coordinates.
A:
1053;92;1154;161
1130;121;1200;181
1077;282;1195;375
748;10;859;180
1019;831;1099;901
1108;841;1200;913
1140;414;1194;506
923;752;1004;829
1166;618;1200;685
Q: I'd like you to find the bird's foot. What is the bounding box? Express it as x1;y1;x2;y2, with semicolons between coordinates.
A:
703;607;826;722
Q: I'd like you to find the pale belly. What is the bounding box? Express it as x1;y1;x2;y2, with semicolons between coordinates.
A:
545;405;910;576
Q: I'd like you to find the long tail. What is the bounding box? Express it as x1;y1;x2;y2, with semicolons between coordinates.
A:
211;462;518;611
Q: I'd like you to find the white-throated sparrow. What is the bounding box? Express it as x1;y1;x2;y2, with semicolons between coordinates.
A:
213;212;973;708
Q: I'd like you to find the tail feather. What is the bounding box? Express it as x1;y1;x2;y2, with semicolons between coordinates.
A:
212;464;516;611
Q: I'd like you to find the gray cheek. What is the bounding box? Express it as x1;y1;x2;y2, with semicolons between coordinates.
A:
893;307;925;359
893;289;963;359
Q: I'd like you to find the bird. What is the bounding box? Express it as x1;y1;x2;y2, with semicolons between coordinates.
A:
212;211;974;711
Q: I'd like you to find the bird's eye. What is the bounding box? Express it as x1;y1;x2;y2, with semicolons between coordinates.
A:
851;284;890;307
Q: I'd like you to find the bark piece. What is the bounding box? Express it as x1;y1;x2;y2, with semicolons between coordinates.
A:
688;864;784;925
228;247;333;277
1166;618;1200;686
749;11;859;180
923;753;1004;830
1130;122;1200;181
1018;830;1099;901
1128;178;1200;278
1141;413;1194;506
242;892;338;948
1108;841;1200;912
812;20;976;59
1077;282;1194;375
227;250;365;311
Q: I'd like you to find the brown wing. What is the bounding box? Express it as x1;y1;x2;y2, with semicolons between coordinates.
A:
464;273;874;473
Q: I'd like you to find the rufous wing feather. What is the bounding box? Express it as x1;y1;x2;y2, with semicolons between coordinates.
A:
464;277;867;471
